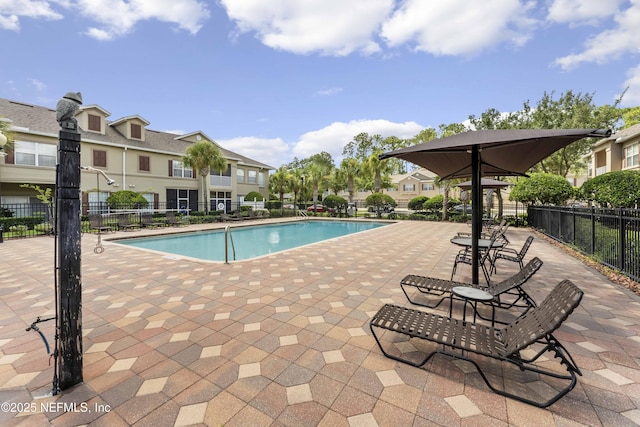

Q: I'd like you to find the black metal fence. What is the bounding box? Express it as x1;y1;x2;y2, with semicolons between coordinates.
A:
0;201;283;241
528;205;640;281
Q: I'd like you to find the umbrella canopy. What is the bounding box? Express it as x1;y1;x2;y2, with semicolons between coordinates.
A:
457;178;510;190
380;128;610;284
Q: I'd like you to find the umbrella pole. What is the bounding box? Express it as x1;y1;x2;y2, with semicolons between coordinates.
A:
471;146;481;284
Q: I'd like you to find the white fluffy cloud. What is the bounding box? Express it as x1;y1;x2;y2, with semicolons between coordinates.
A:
554;1;640;69
547;0;623;25
217;136;290;169
622;64;640;106
219;0;393;56
217;120;425;169
0;0;210;38
292;119;424;163
381;0;537;56
76;0;211;40
0;0;63;31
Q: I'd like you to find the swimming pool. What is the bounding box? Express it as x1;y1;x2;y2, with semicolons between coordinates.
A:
114;220;389;261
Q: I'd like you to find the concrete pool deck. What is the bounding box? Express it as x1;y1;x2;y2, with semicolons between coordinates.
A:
1;219;639;426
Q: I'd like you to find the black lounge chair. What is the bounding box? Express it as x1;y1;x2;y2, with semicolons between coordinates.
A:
166;211;188;227
221;213;242;222
117;214;141;231
141;213;164;228
370;279;583;408
89;213;113;233
401;257;542;319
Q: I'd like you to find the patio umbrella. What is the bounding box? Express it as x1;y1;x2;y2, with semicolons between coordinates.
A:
379;128;610;284
457;178;510;190
458;178;511;218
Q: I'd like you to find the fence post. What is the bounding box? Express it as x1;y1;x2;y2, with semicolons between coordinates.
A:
619;208;625;272
590;206;595;255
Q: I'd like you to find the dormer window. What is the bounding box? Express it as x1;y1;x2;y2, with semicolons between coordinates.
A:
131;123;142;139
88;114;101;132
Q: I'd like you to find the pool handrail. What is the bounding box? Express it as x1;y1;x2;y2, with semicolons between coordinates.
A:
224;225;236;264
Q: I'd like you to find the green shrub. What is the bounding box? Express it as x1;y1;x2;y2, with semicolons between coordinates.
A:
106;190;149;209
244;191;265;201
408;196;429;211
509;173;574;205
580;170;640;207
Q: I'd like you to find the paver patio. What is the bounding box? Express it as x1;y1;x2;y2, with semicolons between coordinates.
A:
1;219;639;426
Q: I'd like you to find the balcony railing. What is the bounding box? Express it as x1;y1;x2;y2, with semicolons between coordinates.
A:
210;175;232;187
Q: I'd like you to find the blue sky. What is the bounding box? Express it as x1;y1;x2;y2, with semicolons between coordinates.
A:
1;1;639;169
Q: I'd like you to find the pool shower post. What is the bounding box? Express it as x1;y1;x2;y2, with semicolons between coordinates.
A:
55;92;84;392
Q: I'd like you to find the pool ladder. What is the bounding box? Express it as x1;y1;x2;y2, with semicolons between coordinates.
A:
224;225;236;264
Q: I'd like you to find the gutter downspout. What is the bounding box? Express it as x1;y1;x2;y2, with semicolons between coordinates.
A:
122;147;127;189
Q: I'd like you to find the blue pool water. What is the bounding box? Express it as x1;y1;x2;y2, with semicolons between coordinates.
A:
114;220;388;261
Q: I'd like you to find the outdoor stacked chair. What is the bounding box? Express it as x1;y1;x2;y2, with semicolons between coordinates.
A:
141;213;165;228
117;214;141;231
451;229;499;284
88;213;113;233
491;236;534;274
166;211;188;227
370;279;584;408
401;257;542;321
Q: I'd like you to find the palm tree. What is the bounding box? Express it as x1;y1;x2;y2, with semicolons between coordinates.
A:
182;140;226;213
364;150;390;193
340;158;360;203
0;118;14;153
269;167;290;212
327;168;346;195
306;163;327;213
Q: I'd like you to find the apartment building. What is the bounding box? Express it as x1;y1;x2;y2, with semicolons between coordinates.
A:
0;98;273;213
585;123;640;179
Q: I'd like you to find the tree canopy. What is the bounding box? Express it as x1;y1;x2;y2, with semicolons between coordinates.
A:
469;90;624;177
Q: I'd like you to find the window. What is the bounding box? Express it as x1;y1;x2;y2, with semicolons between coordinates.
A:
237;168;245;183
93;150;107;167
248;170;257;184
14;141;57;167
403;184;415;192
624;143;638;168
422;183;434;191
88;114;101;132
131;123;142;139
139;155;150;172
170;160;193;178
213;164;231;177
258;172;265;187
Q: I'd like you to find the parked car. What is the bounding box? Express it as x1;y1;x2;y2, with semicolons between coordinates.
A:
283;204;295;209
307;205;327;212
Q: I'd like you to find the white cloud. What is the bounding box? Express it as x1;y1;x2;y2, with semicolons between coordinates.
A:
316;87;343;96
219;0;393;56
546;0;622;25
0;0;63;31
76;0;211;40
292;119;424;163
381;0;538;56
621;64;640;106
29;78;46;91
217;136;289;168
554;1;640;70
